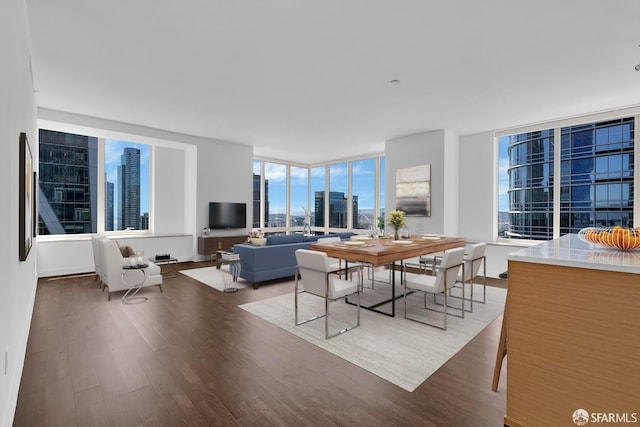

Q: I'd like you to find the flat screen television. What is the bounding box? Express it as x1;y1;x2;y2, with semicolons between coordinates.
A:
209;202;247;229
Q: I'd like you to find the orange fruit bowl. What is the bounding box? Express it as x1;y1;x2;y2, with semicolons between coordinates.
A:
578;227;640;251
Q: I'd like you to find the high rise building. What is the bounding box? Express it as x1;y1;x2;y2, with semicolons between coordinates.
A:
505;118;634;239
118;147;141;230
37;129;98;234
105;178;114;231
141;212;149;230
314;191;357;228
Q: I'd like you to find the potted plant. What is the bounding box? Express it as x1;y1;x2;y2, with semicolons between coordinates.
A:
387;210;406;240
248;229;267;246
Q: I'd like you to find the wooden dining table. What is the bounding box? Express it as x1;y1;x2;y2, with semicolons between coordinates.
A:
310;235;466;317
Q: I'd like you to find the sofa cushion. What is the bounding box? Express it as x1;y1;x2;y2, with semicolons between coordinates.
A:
266;234;304;245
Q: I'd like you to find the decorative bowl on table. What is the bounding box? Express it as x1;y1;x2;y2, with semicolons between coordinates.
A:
578;226;640;250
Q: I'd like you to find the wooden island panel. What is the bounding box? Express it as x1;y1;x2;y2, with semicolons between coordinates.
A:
505;237;640;427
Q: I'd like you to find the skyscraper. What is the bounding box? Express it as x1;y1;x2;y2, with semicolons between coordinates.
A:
118;147;141;230
314;191;356;228
105;178;114;231
37;129;98;234
505;118;634;239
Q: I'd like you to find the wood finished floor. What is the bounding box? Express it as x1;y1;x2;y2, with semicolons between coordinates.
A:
14;262;507;427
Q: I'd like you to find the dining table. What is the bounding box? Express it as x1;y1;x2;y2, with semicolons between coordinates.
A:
310;235;466;317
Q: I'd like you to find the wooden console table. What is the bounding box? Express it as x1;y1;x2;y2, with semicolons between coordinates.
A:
504;234;640;427
197;235;247;256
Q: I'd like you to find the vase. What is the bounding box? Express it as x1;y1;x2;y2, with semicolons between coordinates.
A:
250;237;267;246
393;229;399;240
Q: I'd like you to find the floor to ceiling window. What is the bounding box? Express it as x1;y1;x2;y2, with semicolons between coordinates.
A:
311;166;326;229
263;162;287;228
328;163;348;228
254;156;384;233
352;158;376;229
498;115;635;240
290;166;309;228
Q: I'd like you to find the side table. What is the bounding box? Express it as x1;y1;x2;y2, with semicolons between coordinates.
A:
121;263;149;304
150;256;178;278
218;251;241;293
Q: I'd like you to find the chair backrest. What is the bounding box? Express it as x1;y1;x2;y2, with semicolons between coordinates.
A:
316;237;340;245
91;235;103;278
432;247;465;293
295;249;340;299
463;243;486;280
99;237;128;285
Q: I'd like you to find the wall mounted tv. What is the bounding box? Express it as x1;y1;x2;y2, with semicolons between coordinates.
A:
209;202;247;229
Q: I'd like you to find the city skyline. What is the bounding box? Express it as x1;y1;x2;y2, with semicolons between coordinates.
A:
254;159;385;221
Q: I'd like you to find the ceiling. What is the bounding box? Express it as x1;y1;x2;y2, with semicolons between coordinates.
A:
26;0;640;164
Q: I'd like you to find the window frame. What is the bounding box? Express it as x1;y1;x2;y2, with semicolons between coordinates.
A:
253;154;385;234
496;107;640;243
36;122;155;240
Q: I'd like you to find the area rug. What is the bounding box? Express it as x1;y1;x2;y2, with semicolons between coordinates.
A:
180;266;251;292
239;282;506;392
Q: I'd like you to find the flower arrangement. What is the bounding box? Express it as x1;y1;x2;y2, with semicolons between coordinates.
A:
387;210;406;239
248;229;267;245
248;229;265;239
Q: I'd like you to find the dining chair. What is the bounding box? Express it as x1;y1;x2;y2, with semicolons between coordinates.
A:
402;247;465;330
453;242;487;311
317;236;367;285
294;249;362;339
419;242;487;313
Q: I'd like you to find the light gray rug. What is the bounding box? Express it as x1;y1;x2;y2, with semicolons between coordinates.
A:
180;266;251;292
239;282;506;392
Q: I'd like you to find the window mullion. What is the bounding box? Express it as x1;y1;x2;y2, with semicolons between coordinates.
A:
635;114;640;228
553;127;561;239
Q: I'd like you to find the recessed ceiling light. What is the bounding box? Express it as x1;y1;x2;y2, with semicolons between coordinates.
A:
389;79;400;85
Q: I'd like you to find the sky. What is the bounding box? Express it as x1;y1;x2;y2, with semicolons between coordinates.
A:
498;136;509;212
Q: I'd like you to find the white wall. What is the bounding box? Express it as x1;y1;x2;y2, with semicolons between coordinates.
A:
0;0;38;425
385;129;459;236
386;129;523;276
459;131;496;241
195;135;253;244
458;131;528;276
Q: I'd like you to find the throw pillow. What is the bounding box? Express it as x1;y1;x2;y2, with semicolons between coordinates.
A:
119;245;135;257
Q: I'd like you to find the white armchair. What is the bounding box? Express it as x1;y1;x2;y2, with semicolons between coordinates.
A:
99;238;163;301
91;235;104;287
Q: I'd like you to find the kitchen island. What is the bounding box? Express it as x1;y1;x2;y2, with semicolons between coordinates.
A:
505;234;640;427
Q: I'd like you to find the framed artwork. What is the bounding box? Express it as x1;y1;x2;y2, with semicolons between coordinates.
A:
33;171;38;237
396;164;431;217
19;133;33;261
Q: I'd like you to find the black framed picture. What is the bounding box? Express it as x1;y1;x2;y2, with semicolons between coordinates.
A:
19;133;33;261
33;171;38;238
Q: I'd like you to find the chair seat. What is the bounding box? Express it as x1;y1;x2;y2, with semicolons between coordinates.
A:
405;273;439;294
331;277;359;299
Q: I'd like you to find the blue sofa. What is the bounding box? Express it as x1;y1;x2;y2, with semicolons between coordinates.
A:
233;232;353;289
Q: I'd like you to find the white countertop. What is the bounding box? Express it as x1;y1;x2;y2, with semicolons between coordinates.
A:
507;234;640;274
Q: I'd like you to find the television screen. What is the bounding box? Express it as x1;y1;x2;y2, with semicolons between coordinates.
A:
209;202;247;229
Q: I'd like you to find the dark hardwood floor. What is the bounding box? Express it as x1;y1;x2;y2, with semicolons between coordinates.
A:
14;262;507;426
